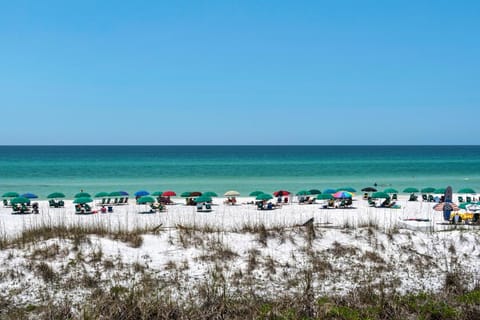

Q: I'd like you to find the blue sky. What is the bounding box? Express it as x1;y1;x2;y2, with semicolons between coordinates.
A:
1;1;479;145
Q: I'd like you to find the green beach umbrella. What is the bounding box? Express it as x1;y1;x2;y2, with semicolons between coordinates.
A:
296;190;310;196
317;194;333;200
47;192;65;199
10;197;30;204
2;192;19;198
73;197;93;204
195;195;212;203
403;187;419;193
151;191;164;197
371;192;390;199
421;187;435;193
336;187;356;193
309;189;322;195
181;192;192;197
249;191;264;197
434;188;446;194
256;193;273;201
137;196;156;204
203;191;218;197
383;188;398;194
75;192;91;198
458;188;476;194
94;192;109;198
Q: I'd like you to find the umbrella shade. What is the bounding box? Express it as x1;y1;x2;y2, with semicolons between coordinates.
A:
433;202;459;211
73;197;93;204
134;190;150;197
256;193;273;201
108;191;123;197
323;189;337;194
21;193;38;199
203;191;218;197
223;190;240;197
119;191;129;196
94;192;109;198
10;197;30;204
273;190;290;197
361;187;377;192
403;187;419;193
162;191;176;197
75;192;91;198
317;194;333;200
309;189;321;195
151;191;164;197
296;190;310;196
333;191;353;199
434;188;446;194
371;192;390;199
421;187;436;193
249;191;264;197
383;188;398;194
336;187;356;193
190;191;202;197
458;188;476;194
137;196;156;204
47;192;65;199
180;192;192;197
195;195;212;203
2;192;19;198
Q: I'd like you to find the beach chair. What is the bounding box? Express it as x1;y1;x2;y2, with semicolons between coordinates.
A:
409;194;418;201
106;198;111;204
49;199;56;208
368;198;376;207
458;196;464;203
466;196;472;203
257;202;264;210
58;200;64;207
392;194;397;200
3;199;9;207
118;197;124;204
428;195;434;202
12;204;21;214
422;194;428;201
363;193;368;200
114;198;119;205
100;198;106;205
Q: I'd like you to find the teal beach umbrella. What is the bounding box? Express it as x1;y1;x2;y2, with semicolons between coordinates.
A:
94;192;109;198
256;193;273;201
317;194;333;200
203;191;218;197
195;196;212;203
458;188;476;194
151;191;164;197
383;188;398;194
137;196;156;204
421;187;435;193
2;192;19;198
75;192;91;198
403;187;419;193
47;192;65;199
372;192;390;199
10;197;30;204
73;197;93;204
249;191;264;197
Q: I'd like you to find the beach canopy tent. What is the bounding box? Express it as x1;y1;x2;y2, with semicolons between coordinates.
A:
403;187;419;193
458;188;476;194
203;191;218;197
256;193;273;201
195;195;212;203
2;192;19;198
10;197;30;204
323;189;337;194
434;188;447;194
73;197;93;204
224;190;240;197
361;187;377;192
333;191;353;199
421;187;436;193
383;188;398;194
21;193;38;199
336;187;356;193
75;192;91;198
317;194;333;200
94;192;109;198
134;190;150;197
151;191;163;197
371;192;390;199
273;190;290;197
249;191;264;197
309;189;322;195
137;196;156;204
47;192;65;199
162;191;176;197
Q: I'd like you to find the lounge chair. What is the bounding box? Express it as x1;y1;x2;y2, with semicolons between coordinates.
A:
363;193;368;200
58;200;64;207
428;195;434;202
422;194;428;201
368;198;376;207
49;199;57;208
458;196;464;203
3;199;9;207
466;196;472;203
409;194;418;201
392;194;398;200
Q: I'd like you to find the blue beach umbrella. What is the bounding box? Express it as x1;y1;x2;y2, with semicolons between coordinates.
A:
21;192;38;199
134;190;150;197
323;189;336;194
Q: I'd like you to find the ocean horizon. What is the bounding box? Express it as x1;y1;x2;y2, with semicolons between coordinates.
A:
1;145;480;198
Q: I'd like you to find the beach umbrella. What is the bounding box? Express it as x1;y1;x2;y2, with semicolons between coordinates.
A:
421;187;435;193
108;191;123;197
256;193;273;201
203;191;218;197
434;188;446;194
224;190;240;197
190;191;202;197
2;192;19;198
383;188;398;194
47;192;65;199
433;202;459;212
94;192;109;198
194;195;212;203
180;192;192;197
151;191;164;197
317;194;333;200
75;192;91;198
162;191;176;197
323;189;336;194
333;191;353;199
458;188;476;194
134;190;150;197
336;187;356;193
361;187;377;192
403;187;419;193
119;191;129;196
309;189;321;195
10;197;30;204
21;192;38;199
137;196;156;204
273;190;290;197
249;191;264;197
73;197;93;204
296;190;310;196
371;192;390;199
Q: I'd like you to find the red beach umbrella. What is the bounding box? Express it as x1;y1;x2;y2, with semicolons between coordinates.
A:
273;190;290;197
162;191;176;197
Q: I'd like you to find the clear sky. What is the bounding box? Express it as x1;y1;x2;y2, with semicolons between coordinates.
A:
1;1;479;145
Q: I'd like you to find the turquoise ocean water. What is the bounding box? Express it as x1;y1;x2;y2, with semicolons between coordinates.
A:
1;146;480;199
